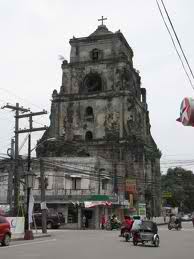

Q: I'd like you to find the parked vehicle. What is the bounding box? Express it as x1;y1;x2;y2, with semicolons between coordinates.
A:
0;216;11;246
132;220;160;247
33;212;65;229
181;214;192;222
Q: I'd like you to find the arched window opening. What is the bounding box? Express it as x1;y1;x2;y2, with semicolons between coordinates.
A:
86;107;93;116
84;73;102;93
85;107;94;122
85;131;93;141
92;49;99;61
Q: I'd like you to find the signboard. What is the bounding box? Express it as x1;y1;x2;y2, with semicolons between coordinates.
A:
41;201;47;210
6;217;24;234
177;97;194;126
0;205;10;214
129;194;133;207
162;192;172;198
125;178;137;194
138;203;146;218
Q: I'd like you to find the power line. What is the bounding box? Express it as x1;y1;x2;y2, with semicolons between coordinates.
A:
156;0;194;89
0;88;45;111
160;0;194;81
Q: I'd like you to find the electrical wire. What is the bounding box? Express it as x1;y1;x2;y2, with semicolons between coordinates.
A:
160;0;194;81
156;0;194;89
0;87;45;111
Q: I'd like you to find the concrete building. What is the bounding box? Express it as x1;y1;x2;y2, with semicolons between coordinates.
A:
31;156;116;229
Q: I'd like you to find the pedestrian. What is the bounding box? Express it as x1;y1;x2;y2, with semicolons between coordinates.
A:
101;214;106;230
192;213;194;228
82;215;86;229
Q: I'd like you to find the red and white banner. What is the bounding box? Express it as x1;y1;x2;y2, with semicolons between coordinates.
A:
84;201;112;208
177;97;194;126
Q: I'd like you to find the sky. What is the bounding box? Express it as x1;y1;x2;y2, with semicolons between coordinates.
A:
0;0;194;173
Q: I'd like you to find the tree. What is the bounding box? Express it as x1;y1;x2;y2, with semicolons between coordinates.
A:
161;167;194;212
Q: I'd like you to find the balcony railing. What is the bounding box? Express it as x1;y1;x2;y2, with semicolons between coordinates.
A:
33;189;93;196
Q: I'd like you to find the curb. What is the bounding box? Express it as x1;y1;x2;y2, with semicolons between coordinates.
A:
12;233;51;241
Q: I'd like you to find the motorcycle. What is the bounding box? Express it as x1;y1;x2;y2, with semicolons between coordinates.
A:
106;219;121;230
123;228;131;242
168;221;182;230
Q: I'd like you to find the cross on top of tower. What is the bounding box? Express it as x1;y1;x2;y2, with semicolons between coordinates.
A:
98;16;107;26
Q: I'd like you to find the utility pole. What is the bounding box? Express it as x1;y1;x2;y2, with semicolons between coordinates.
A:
40;158;47;233
1;103;30;216
1;103;48;233
16;110;48;237
98;170;101;195
7;138;15;210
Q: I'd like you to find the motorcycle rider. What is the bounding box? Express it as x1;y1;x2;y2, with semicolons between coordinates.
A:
110;214;120;230
120;216;133;237
169;214;181;229
170;213;176;223
131;215;142;241
131;215;142;231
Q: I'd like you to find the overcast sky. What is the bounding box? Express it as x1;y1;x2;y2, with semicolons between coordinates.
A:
0;0;194;173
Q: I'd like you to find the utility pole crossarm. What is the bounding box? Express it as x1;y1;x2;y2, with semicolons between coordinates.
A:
1;104;30;113
1;102;48;217
16;126;48;134
16;110;47;119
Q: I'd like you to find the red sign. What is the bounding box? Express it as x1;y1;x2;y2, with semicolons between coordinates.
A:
125;179;137;194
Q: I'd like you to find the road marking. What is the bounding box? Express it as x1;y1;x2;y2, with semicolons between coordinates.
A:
1;238;56;249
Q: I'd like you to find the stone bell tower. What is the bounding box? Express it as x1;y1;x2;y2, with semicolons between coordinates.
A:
49;19;145;147
39;18;161;216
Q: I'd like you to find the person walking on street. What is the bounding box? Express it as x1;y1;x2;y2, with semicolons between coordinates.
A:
101;214;106;230
82;215;86;229
192;213;194;227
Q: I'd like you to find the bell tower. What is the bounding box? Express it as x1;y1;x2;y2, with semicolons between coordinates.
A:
48;19;148;153
38;19;161;216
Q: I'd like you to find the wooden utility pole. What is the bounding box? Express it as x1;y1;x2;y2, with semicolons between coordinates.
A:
40;158;47;233
7;138;15;209
1;103;30;216
16;110;48;234
1;104;48;217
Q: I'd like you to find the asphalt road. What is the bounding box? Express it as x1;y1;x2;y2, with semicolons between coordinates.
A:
1;222;194;259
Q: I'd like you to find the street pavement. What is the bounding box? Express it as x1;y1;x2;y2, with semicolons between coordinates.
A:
1;222;194;259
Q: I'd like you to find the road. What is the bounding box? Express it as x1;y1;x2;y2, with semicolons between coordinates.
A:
1;223;194;259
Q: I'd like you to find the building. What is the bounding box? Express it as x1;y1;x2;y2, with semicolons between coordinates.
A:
1;20;161;228
37;20;161;225
32;156;115;229
0;159;9;205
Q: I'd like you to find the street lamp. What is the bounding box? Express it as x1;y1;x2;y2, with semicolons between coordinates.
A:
26;170;36;189
24;170;36;240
